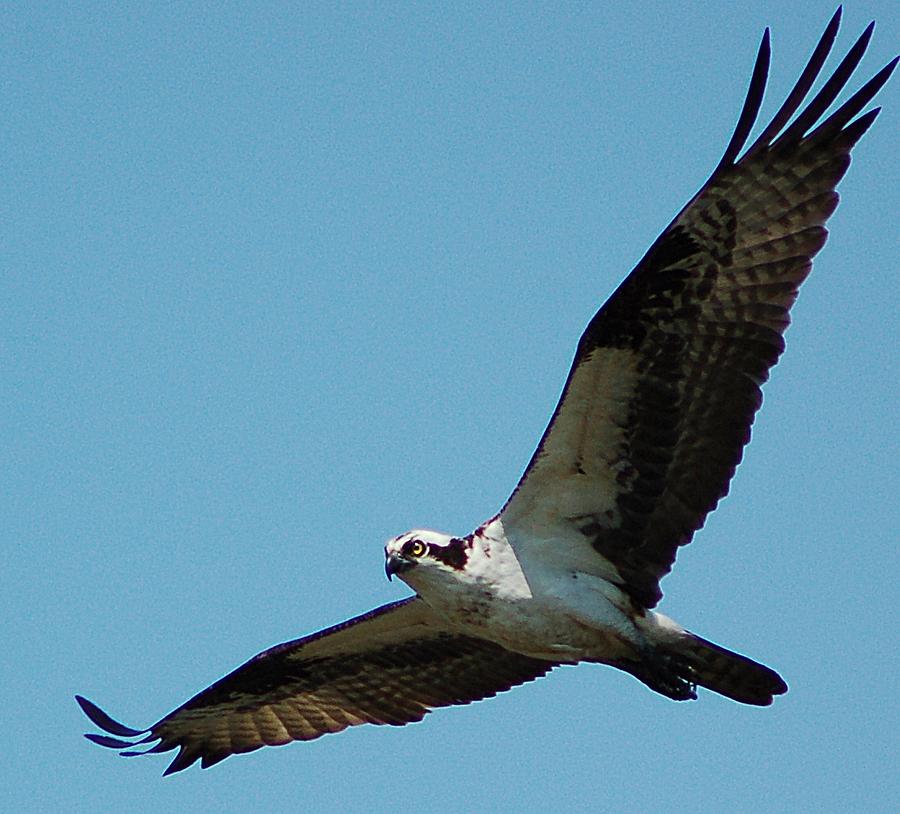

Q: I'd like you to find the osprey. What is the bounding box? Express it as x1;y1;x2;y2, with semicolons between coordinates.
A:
79;10;896;775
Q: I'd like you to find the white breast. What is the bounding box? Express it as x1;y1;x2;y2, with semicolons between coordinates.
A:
429;517;642;662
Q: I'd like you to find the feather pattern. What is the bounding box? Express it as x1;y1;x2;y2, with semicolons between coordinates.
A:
501;10;897;607
78;598;555;774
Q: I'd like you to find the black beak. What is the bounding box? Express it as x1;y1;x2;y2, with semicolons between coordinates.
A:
385;554;414;581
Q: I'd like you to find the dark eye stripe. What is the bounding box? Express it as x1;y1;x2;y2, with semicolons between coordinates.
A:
427;538;469;571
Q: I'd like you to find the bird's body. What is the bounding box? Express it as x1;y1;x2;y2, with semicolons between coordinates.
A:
386;516;783;706
389;521;638;663
78;9;897;775
389;523;622;662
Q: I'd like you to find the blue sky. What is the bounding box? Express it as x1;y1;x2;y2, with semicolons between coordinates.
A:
4;2;898;812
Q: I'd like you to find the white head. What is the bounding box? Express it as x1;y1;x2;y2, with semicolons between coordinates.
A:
383;529;474;592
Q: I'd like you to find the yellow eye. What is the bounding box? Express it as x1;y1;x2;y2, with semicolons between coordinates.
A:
407;540;427;558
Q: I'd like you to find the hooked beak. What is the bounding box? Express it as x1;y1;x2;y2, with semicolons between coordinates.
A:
385;553;414;581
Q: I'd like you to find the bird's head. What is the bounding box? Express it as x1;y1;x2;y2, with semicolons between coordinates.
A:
384;529;472;590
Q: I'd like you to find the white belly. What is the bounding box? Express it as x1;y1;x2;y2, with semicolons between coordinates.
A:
425;567;642;663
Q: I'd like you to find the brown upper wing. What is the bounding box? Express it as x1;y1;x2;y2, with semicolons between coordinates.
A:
77;597;556;774
501;11;897;608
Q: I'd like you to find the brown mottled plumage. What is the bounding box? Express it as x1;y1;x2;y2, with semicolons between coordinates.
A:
78;598;554;774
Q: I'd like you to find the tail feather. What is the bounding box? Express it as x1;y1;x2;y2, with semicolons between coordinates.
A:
616;632;787;705
668;632;788;706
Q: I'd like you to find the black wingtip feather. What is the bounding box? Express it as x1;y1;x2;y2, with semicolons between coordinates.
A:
76;695;145;737
163;748;201;775
815;56;899;138
745;8;842;155
84;733;138;750
833;105;882;147
774;19;875;146
714;27;770;173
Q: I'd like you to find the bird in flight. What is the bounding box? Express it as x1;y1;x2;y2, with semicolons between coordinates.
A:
78;9;896;775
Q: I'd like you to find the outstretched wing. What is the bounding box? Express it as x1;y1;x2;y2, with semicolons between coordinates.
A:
78;597;556;774
500;11;897;608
